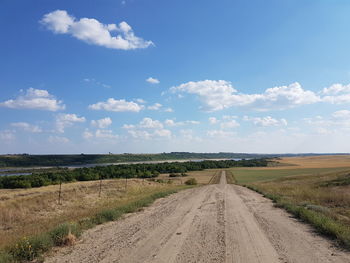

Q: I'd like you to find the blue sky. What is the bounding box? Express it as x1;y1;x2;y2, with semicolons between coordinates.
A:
1;0;350;154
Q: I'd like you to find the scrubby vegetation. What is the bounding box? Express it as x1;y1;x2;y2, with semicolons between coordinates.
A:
0;159;268;189
185;178;197;185
0;186;187;263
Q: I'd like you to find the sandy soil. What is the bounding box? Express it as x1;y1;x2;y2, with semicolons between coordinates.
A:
45;172;350;263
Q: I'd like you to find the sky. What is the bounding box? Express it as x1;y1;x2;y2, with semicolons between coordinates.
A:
1;0;350;154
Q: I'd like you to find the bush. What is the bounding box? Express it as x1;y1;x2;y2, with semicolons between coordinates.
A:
181;173;189;177
185;178;197;185
169;173;179;177
49;223;81;246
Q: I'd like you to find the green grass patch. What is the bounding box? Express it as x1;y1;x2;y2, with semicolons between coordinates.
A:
225;170;236;184
232;167;350;184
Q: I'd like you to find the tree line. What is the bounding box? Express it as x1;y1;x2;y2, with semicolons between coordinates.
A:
0;159;268;189
0;153;275;167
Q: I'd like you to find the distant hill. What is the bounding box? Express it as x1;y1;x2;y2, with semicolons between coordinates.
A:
0;152;348;168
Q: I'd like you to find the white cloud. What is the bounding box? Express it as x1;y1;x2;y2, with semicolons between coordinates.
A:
128;130;151;139
123;117;171;139
147;103;162;110
11;122;42;133
48;135;69;144
164;107;174;112
91;117;112;128
153;129;171;138
0;88;65;111
41;10;153;50
220;120;240;129
82;129;94;139
320;83;350;104
139;117;163;129
171;80;320;111
209;117;218;124
95;129;118;139
82;128;118;140
322;83;350;95
146;77;160;84
332;110;350;119
164;119;200;127
0;130;15;141
89;98;143;112
56;113;85;133
243;116;288;127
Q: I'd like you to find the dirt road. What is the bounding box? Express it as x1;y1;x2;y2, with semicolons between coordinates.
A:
46;172;349;263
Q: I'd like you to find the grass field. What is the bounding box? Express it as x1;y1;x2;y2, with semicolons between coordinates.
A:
0;178;187;250
232;167;350;184
157;169;222;185
231;155;350;248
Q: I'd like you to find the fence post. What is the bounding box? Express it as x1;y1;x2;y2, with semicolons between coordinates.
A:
99;176;102;197
58;179;62;205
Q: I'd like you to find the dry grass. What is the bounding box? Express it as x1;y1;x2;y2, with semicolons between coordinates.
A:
0;178;179;249
157;169;222;185
233;155;350;248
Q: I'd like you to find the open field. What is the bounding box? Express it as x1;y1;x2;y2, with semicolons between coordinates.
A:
157;169;221;185
0;178;186;250
231;155;350;248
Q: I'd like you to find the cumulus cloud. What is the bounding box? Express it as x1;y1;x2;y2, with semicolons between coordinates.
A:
139;117;163;129
82;128;118;140
171;80;320;111
332;110;350;119
146;77;160;84
11;122;42;133
95;129;118;139
123;117;171;139
164;119;200;127
304;110;350;134
0;88;65;111
243;116;288;127
220;120;240;129
147;103;162;110
321;83;350;104
41;10;153;50
164;107;174;112
56;113;85;133
89;98;143;112
83;129;94;139
91;117;112;128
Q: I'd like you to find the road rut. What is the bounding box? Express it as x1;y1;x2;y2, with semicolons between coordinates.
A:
46;172;349;263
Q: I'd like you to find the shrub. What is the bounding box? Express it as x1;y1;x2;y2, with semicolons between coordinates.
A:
181;173;189;177
169;173;179;177
185;178;197;185
49;223;81;246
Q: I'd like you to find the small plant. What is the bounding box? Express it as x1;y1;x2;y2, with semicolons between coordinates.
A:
49;223;81;246
185;178;197;185
181;173;189;177
169;173;179;177
10;237;35;261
